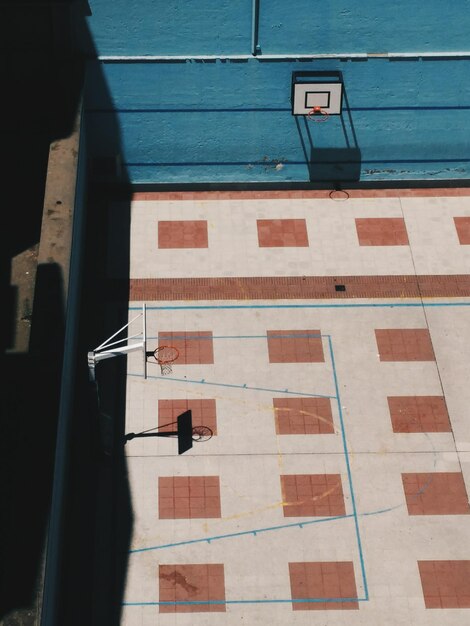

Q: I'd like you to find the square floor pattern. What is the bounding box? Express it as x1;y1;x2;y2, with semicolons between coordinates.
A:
289;561;359;610
158;331;214;364
257;218;309;247
402;472;470;515
375;329;435;361
453;217;470;245
388;396;452;433
355;217;409;246
159;564;226;612
158;220;208;248
418;560;470;608
158;476;221;519
281;474;346;517
274;397;334;434
267;329;325;363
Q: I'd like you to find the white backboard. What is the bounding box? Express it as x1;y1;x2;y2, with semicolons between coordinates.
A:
292;82;343;115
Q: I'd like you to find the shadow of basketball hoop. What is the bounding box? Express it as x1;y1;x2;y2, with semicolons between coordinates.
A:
124;410;213;454
191;425;213;442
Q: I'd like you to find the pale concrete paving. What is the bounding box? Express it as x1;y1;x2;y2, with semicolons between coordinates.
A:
101;191;470;625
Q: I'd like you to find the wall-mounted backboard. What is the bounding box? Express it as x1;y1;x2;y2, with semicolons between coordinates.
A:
291;71;343;116
292;82;343;115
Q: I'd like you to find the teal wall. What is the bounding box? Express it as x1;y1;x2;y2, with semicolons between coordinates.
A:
85;0;252;56
85;0;470;56
83;1;470;185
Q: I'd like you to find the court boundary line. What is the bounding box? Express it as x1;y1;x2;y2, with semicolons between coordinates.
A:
130;301;470;311
124;324;368;606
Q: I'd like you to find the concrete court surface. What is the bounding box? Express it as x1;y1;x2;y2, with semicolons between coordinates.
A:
106;189;470;625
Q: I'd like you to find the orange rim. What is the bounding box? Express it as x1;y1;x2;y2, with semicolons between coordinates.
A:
153;345;179;364
307;106;329;123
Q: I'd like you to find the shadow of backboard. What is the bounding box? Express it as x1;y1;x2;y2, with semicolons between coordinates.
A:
124;410;194;455
309;147;362;182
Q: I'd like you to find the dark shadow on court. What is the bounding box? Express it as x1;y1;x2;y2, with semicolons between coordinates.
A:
76;182;133;626
0;2;83;622
0;2;133;625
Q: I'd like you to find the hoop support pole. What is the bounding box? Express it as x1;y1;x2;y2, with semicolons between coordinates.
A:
87;304;147;381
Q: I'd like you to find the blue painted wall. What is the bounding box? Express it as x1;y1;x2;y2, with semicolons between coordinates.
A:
84;0;252;56
85;0;470;56
258;1;470;54
83;1;470;184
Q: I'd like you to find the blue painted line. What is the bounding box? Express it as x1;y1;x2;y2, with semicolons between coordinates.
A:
328;336;369;601
128;504;406;557
362;505;400;516
129;514;353;554
131;302;470;311
128;372;335;399
124;596;368;606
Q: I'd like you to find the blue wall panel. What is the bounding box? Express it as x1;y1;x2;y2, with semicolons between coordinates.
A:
85;0;252;56
87;58;470;110
86;0;470;57
86;58;470;184
258;1;470;54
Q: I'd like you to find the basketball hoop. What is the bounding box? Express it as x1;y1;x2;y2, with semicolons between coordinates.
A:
307;106;329;123
153;345;179;375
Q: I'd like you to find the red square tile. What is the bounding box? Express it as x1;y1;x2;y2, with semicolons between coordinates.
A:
158;331;214;364
454;217;470;244
388;396;451;433
158;399;217;435
375;329;435;361
159;564;226;612
281;474;346;517
267;330;324;363
257;219;309;247
289;562;359;610
274;397;334;434
355;217;409;245
158;220;208;248
159;476;221;519
418;561;470;608
402;472;470;515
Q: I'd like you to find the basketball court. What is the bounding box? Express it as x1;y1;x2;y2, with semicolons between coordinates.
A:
94;190;470;625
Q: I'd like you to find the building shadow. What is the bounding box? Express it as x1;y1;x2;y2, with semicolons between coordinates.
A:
0;2;132;625
76;182;133;626
0;264;65;617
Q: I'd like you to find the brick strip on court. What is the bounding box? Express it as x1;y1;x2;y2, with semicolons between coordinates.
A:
128;275;470;301
130;187;470;200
